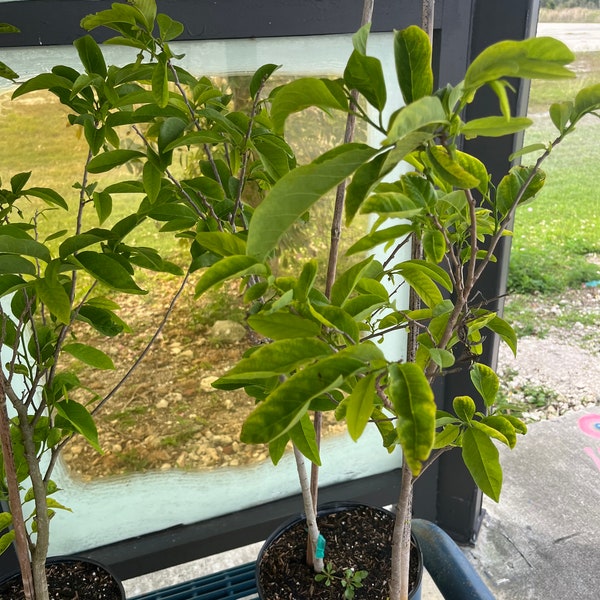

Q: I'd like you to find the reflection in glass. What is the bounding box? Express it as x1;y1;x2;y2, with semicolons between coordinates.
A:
1;32;406;554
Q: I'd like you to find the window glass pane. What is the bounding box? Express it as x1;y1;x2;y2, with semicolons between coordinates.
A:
1;32;408;554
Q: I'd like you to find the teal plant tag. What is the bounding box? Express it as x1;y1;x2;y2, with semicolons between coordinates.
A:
315;534;326;559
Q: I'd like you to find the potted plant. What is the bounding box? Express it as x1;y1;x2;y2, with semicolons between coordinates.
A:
0;2;293;598
197;17;600;600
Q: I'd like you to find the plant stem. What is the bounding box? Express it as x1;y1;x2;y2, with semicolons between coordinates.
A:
391;461;414;600
294;444;324;573
0;379;36;600
308;0;375;530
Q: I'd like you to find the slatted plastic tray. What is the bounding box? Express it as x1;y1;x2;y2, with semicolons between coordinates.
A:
130;562;259;600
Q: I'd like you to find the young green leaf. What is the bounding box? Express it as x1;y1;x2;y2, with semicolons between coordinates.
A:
388;362;436;476
54;400;101;453
0;531;16;555
247;144;377;261
290;414;321;465
194;255;266;298
241;344;384;444
34;276;72;325
394;25;434;104
384;96;447;146
74;35;107;77
214;338;333;389
470;363;499;407
87;150;145;173
74;251;146;294
344;50;387;111
461;427;502;502
248;312;321;340
453;395;476;423
63;343;115;370
345;373;376;442
270;77;348;133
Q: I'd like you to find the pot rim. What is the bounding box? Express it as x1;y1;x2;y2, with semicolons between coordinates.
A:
255;500;423;599
0;554;125;597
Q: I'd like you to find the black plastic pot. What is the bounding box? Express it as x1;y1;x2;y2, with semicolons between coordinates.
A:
256;501;423;600
0;555;125;599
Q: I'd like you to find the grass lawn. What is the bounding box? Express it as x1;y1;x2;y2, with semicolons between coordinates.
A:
507;51;600;295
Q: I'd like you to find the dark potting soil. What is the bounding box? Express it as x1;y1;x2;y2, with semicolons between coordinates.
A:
0;560;123;600
258;505;420;600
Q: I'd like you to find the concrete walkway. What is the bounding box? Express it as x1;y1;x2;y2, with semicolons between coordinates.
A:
464;408;600;600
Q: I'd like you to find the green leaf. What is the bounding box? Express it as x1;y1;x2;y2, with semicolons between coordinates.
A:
427;145;482;190
250;63;280;99
63;343;115;370
346;224;414;256
12;73;74;99
0;236;51;263
388;362;436;476
45;497;72;512
461;116;533;139
10;171;31;194
574;82;600;117
486;315;518;356
54;400;101;452
270;77;348;133
454;395;478;425
394;25;434;104
0;512;12;530
74;35;107;77
331;256;374;307
290;414;321;465
74;251;146;294
496;166;545;217
422;229;446;264
345;373;376;442
427;348;455;369
503;414;527;435
0;59;18;80
344;50;386;111
0;23;20;34
93;191;113;225
311;304;360;343
152;55;170;107
0;255;36;275
241;344;384;444
268;433;289;466
157;13;184;42
480;416;517;448
549;101;573;133
247;144;377;261
248;312;321;340
462;427;502;501
0;531;15;556
35;275;71;325
433;423;460;449
464;36;575;95
384;96;447;146
87;150;145;173
195;232;247;257
345;151;391;224
470;363;499;407
194;255;266;297
214;338;333;389
77;305;129;337
143;162;162;203
23;187;68;210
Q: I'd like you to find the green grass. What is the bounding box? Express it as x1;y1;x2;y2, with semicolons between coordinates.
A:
507;51;600;295
539;7;600;22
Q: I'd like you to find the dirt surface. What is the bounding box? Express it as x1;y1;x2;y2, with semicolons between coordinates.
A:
497;286;600;420
63;276;268;479
257;505;421;600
